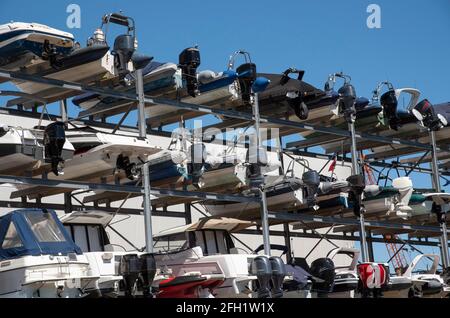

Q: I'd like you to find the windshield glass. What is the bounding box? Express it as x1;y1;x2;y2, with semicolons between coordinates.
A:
23;212;66;243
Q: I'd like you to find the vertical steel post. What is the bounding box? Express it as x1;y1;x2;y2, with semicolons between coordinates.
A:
430;130;449;268
349;120;369;262
59;99;68;126
136;68;153;253
253;92;271;256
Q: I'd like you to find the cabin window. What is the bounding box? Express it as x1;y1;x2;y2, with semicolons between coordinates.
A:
24;213;65;242
153;232;187;253
193;230;230;256
2;222;23;249
64;224;106;253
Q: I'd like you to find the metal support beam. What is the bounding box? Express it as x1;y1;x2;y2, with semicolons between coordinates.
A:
367;230;375;262
0;69;445;152
136;68;153;254
253;92;271;256
283;223;292;263
349;120;369;262
430;129;450;268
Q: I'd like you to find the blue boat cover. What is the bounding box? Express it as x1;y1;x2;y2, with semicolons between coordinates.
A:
0;209;82;260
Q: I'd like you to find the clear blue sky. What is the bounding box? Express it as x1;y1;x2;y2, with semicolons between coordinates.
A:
1;0;449;265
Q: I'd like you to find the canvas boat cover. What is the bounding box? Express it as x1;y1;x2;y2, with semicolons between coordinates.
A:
0;209;82;260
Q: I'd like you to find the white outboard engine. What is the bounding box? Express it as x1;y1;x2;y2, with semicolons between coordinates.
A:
302;170;320;208
43;122;66;176
391;177;413;219
269;256;287;298
179;47;201;97
250;256;272;298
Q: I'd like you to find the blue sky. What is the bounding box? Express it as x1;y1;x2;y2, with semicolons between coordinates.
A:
0;0;449;265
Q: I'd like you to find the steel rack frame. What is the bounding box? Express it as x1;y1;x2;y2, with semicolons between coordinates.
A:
0;67;448;266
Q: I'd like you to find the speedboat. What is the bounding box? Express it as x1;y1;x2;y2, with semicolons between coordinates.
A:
0;22;73;70
74;47;240;126
153;217;287;298
9;13;152;108
10;130;160;199
0;209;99;298
402;254;450;298
60;210;156;298
0;122;74;177
326;247;360;298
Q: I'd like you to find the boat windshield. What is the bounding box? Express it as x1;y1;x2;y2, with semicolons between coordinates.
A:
153;232;187;253
23;212;66;242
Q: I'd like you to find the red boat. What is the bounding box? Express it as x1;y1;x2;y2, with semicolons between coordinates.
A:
155;274;225;298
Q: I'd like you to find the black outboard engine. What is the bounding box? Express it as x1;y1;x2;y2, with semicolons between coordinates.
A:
347;174;366;217
43;122;66;176
188;143;207;188
113;34;135;78
269;256;287;298
413;99;443;131
179;47;201;97
139;253;156;297
119;254;141;297
302;170;320;207
380;89;400;130
280;68;309;120
247;146;268;189
116;154;139;181
338;82;357;122
236;63;257;104
250;256;272;298
310;258;336;295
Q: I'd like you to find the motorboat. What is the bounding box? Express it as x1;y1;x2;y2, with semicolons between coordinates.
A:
0;122;74;177
153;271;225;298
60;210;156;298
0;209;99;298
10;130;161;199
402;254;450;298
153;217;287;298
74;47;241;126
0;22;74;70
9;13;152;108
326;247;360;298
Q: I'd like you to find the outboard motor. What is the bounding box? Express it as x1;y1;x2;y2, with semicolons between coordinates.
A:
269;256;287;298
179;47;201;97
236;63;257;104
346;174;366;217
412;99;444;131
113;34;135;77
380;89;400;130
119;254;141;297
357;262;389;298
280;68;309;120
188;143;207;188
43;122;66;176
247;146;268;189
310;258;336;295
250;256;272;298
338;82;357;122
302;170;320;207
139;253;156;297
116;154;139;180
